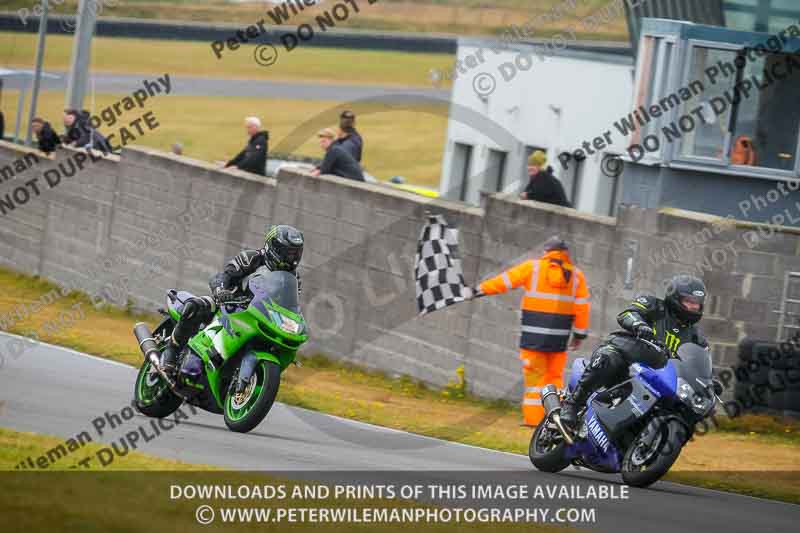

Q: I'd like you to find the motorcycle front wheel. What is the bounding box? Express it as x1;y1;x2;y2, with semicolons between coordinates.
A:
621;418;688;487
223;360;281;433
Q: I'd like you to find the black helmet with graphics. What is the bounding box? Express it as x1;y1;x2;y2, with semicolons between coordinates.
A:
665;275;706;325
264;225;304;271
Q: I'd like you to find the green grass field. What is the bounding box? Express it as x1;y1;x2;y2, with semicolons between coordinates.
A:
0;32;453;87
0;90;449;186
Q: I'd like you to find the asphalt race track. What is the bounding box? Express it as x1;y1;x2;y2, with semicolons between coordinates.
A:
3;72;450;102
0;332;797;532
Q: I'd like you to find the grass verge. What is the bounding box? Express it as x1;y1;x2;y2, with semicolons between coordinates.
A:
0;266;798;504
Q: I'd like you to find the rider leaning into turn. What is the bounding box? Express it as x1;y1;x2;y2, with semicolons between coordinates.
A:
560;275;708;428
160;224;305;375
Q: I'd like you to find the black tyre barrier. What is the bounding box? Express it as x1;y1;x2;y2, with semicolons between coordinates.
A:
737;337;758;363
767;389;800;412
768;369;800;392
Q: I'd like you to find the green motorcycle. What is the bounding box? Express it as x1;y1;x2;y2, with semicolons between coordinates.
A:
132;268;308;433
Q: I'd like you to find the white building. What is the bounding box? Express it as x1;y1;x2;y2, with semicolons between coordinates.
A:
439;37;634;216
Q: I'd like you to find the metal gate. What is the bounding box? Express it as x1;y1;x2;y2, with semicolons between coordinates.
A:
777;272;800;341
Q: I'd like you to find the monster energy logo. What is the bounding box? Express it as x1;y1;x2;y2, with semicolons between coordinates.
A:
664;331;681;353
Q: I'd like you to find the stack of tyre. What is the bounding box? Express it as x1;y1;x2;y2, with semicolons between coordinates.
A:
734;338;800;415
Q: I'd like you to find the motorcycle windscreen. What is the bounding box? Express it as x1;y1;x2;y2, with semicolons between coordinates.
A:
674;343;713;382
248;269;300;313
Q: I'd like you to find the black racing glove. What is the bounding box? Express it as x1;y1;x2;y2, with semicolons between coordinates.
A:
634;323;656;343
214;287;238;304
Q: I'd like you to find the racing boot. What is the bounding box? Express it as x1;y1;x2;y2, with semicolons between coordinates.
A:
160;340;180;377
561;345;625;429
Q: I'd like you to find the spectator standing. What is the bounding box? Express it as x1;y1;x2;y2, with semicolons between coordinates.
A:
310;128;364;182
0;109;5;140
225;116;268;176
520;150;571;207
332;110;363;162
31;118;61;154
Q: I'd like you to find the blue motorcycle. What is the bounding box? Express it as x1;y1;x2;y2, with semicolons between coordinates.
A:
529;337;722;487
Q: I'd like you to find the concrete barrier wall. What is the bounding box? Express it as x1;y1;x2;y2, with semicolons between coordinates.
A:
1;141;798;399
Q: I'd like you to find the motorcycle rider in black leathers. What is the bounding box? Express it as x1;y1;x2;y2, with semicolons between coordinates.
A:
560;275;708;428
160;224;304;375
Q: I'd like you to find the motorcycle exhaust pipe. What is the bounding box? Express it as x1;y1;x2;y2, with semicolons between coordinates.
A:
133;322;181;391
133;322;161;366
541;384;562;416
541;384;574;445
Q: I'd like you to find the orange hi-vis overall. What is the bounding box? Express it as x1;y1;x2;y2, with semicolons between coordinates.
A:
479;250;590;426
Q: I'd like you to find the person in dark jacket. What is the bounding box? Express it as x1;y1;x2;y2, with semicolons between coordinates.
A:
311;128;364;182
62;109;112;153
520;150;571;207
332;110;363;162
225;116;268;176
0;109;5;141
31;118;61;154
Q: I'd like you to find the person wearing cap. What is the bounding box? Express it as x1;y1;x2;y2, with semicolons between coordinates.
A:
332;110;363;162
225;116;268;176
310;128;365;182
520;150;571;208
471;236;590;426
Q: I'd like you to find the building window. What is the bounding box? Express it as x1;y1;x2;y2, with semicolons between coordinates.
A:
451;143;473;201
730;50;800;171
677;44;800;171
724;0;800;33
676;46;739;163
557;150;584;207
485;149;508;193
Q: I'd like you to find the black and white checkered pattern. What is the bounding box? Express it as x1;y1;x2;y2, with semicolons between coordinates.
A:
415;214;473;316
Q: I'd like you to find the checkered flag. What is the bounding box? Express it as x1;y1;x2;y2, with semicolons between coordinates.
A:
415;214;473;316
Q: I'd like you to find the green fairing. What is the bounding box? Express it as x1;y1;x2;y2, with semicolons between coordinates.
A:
187;300;307;408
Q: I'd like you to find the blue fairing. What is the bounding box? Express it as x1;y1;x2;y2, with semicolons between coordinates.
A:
568;358;587;392
565;405;620;472
634;361;678;398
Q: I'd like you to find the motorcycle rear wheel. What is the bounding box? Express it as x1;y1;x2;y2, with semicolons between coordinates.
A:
529;418;570;473
223;360;281;433
134;358;184;418
621;418;687;487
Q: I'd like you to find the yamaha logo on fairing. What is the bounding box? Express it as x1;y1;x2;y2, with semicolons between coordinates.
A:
587;416;610;452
